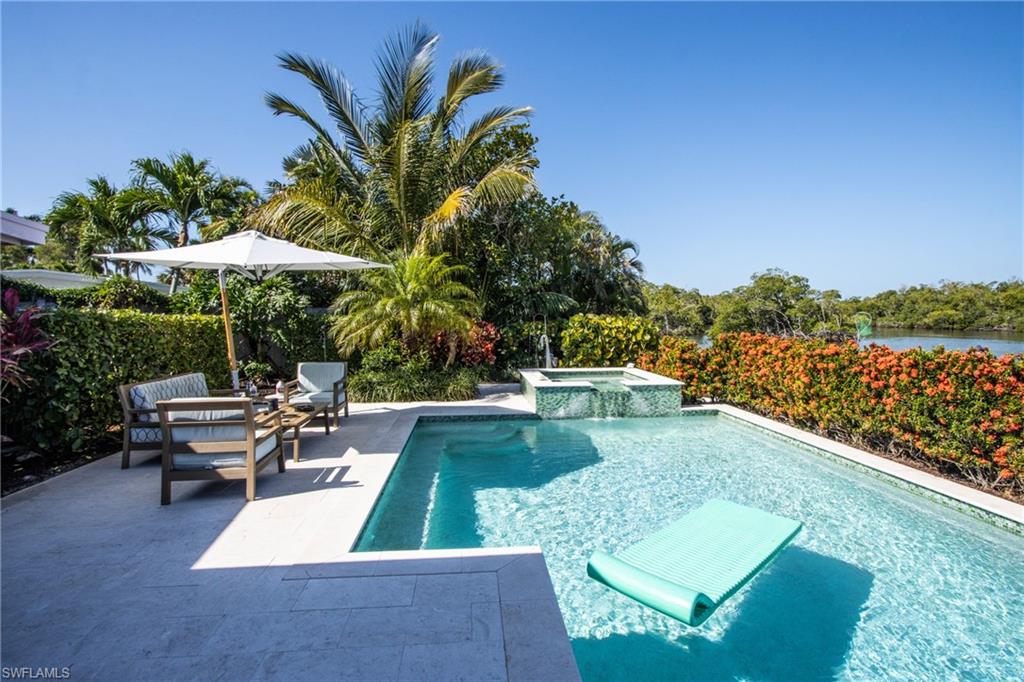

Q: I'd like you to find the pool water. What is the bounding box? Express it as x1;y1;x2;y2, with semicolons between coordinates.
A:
539;370;638;393
356;415;1024;681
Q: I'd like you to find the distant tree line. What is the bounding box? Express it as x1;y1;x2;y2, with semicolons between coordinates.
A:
644;270;1024;337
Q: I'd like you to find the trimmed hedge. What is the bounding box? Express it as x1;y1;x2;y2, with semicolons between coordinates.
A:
3;309;229;453
638;333;1024;493
560;314;659;367
1;275;171;312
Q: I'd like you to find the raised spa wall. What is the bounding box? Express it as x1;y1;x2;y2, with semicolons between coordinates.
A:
519;367;683;419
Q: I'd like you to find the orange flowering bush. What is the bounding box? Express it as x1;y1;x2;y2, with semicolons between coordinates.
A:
639;333;1024;494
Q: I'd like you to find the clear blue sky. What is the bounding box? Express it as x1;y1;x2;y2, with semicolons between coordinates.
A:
2;1;1021;295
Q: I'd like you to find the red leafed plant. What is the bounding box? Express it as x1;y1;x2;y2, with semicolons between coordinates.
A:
1;288;53;401
431;321;500;368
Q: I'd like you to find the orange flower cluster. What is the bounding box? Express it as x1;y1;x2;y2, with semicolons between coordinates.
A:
638;333;1024;492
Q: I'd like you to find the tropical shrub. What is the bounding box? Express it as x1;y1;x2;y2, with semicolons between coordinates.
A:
330;254;478;357
560;314;659;367
638;332;1024;493
89;276;171;312
2;309;228;453
347;340;480;402
0;276;170;312
240;360;273;385
431;321;500;367
0;289;52;401
636;336;705;402
496;320;568;370
171;272;337;373
348;367;480;403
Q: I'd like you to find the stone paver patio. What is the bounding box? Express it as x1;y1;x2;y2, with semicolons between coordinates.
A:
1;386;580;680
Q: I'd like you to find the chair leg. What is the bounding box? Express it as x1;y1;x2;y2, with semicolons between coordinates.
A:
161;474;171;505
277;447;286;473
324;410;330;435
344;402;349;418
334;405;340;428
246;472;256;501
121;433;131;469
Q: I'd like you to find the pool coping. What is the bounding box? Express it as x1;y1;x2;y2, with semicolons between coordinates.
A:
689;404;1024;534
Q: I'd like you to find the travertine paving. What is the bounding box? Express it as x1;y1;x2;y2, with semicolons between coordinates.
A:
1;386;580;680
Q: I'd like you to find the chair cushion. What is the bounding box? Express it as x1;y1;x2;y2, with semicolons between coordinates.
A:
130;374;209;423
297;363;346;394
162;398;253;443
288;390;343;407
171;437;279;471
129;425;162;444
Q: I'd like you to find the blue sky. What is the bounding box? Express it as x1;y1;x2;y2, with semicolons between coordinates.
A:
2;2;1021;295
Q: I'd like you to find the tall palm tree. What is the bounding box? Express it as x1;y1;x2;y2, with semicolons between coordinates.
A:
45;178;174;277
132;152;253;292
330;253;479;363
256;23;536;259
573;213;645;313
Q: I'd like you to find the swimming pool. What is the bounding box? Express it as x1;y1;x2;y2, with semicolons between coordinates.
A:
356;415;1024;680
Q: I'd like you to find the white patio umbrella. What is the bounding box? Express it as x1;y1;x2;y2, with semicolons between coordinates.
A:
101;230;387;389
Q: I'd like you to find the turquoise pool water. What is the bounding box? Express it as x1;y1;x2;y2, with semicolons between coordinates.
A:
356;415;1024;681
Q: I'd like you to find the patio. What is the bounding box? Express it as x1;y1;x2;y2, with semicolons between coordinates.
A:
0;386;580;681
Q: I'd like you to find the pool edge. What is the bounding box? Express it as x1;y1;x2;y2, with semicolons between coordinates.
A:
696;404;1024;535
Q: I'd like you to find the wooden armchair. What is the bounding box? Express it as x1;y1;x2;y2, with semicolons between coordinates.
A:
156;397;285;505
282;362;348;428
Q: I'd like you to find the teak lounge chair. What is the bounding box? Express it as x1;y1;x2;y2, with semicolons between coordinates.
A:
156;397;285;505
283;362;348;428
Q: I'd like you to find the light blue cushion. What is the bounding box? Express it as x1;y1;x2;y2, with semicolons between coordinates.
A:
171;437;279;471
288;390;343;407
162;398;253;443
130;373;209;423
297;363;346;394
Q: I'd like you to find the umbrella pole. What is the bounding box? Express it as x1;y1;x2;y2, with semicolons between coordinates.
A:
218;269;240;390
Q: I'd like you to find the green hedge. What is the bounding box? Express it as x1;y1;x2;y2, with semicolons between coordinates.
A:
560;314;659;367
639;333;1024;494
3;309;229;453
1;275;171;312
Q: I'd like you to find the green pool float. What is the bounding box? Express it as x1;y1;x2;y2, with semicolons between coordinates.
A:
587;499;802;626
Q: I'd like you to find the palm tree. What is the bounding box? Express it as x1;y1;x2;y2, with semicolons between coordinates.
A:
45;178;174;277
330;253;479;364
570;213;645;313
256;23;536;259
132;152;253;292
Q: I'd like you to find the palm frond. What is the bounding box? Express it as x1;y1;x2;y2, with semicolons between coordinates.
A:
439;52;503;126
275;52;374;161
450;105;533;170
374;22;438;142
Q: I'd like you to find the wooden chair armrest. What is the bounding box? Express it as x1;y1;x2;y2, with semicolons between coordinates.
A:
283;379;299;403
209;388;241;396
125;408;158;425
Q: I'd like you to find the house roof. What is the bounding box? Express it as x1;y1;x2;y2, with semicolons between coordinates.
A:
1;213;50;246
